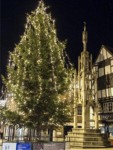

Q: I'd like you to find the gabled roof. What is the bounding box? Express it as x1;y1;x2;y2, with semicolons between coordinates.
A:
103;45;113;56
94;45;113;64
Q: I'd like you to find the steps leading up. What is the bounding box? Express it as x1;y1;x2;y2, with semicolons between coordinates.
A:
65;128;110;149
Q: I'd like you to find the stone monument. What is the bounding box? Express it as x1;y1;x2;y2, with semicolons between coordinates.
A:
65;22;110;149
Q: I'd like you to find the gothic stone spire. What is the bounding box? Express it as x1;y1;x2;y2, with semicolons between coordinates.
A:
82;22;88;51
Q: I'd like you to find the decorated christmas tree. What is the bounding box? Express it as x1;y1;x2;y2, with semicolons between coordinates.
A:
4;1;72;132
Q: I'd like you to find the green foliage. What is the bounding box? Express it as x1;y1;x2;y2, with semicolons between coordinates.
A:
4;1;71;130
0;107;22;126
0;107;6;123
5;110;23;125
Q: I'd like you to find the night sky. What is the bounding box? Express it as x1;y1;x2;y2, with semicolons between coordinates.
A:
1;0;113;87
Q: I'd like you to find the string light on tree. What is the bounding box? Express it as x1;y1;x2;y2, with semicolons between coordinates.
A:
4;1;73;130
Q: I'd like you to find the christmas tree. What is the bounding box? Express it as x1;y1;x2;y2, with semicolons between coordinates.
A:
5;1;72;132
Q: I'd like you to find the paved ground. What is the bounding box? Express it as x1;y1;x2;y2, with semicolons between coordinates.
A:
71;148;113;150
0;146;112;150
0;145;113;150
70;148;113;150
66;147;113;150
0;139;113;150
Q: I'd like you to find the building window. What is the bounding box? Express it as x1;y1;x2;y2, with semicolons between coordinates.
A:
77;106;82;115
106;74;110;87
103;103;106;112
109;102;112;112
103;103;107;112
105;103;108;112
103;102;113;112
97;76;106;90
98;61;104;68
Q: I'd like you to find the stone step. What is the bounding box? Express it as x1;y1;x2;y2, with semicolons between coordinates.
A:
69;143;110;148
72;128;101;133
65;136;106;142
65;141;110;149
66;129;110;148
69;141;109;145
66;132;105;138
70;145;109;148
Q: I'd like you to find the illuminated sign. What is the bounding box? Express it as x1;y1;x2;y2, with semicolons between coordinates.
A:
17;143;31;150
2;143;17;150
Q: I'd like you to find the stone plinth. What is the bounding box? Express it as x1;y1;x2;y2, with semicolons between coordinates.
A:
65;128;110;149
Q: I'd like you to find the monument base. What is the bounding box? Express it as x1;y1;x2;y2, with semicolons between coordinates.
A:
65;128;110;149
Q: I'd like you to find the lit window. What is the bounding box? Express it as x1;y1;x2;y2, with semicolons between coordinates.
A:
109;103;112;112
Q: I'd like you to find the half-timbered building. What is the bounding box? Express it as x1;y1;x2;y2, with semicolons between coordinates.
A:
94;45;113;134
